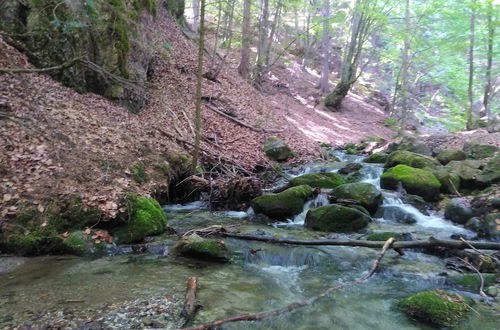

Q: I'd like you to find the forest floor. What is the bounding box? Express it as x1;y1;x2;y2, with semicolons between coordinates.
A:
0;13;394;220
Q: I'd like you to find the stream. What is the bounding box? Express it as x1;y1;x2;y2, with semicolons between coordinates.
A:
1;153;498;329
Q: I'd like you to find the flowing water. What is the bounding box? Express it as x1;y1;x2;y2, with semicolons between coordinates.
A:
0;153;498;329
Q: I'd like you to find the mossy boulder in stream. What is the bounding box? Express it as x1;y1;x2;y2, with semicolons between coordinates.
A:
399;290;470;327
444;198;474;225
381;165;441;202
305;204;370;232
385;151;440;170
436;150;466;165
330;183;382;215
112;195;167;244
366;232;402;241
172;233;229;262
363;152;388;163
289;172;346;189
251;185;313;221
263;136;293;161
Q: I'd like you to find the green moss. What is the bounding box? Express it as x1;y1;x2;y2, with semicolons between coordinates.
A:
289;173;346;189
436;150;466;165
399;290;470;327
62;231;87;254
305;204;371;232
366;232;402;241
448;273;497;290
130;162;149;183
381;165;441;202
330;183;382;214
113;195;167;243
363;152;388;163
386;151;440;169
251;185;313;221
173;234;229;262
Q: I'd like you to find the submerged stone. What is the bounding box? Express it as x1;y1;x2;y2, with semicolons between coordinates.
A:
250;185;313;221
381;165;441;202
305;204;370;233
398;290;470;327
172;233;229;262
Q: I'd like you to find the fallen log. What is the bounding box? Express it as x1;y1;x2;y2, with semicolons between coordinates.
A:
182;238;395;330
218;233;500;250
179;277;201;327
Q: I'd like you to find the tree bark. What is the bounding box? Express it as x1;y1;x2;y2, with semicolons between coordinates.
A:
483;0;495;119
192;0;200;31
190;0;206;173
238;0;252;79
400;0;410;132
319;0;331;94
466;0;476;130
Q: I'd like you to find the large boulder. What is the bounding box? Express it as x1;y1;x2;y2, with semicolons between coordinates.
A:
436;150;466;165
263;136;293;161
483;213;500;240
444;198;474;225
477;155;500;185
289;172;346;189
445;160;485;189
374;205;418;224
398;290;470;327
338;163;363;183
381;165;441;202
385;151;440;170
401;194;429;215
463;142;498;159
250;185;313;221
305;204;370;232
363;152;388;163
386;136;433;156
432;168;461;194
172;234;230;262
330;183;382;215
112;196;168;244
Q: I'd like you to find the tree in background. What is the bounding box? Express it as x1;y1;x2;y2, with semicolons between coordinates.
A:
466;0;476;130
319;0;331;94
238;0;252;78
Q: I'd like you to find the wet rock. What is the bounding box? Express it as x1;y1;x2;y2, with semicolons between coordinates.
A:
477;154;500;185
444;198;474;225
374;205;418;224
363;152;388;163
447;273;497;291
289;172;346;189
386;136;433;156
464;217;482;233
112;196;168;244
398;290;470;327
330;183;382;215
381;165;441;202
486;286;498;297
401;194;429;215
366;232;403;241
263;136;293;161
445;160;486;189
435;150;466;165
385;151;440;170
172;233;230;262
483;213;500;240
432;168;461;194
250;185;313;221
463;142;498;159
305;204;370;233
338;163;363;175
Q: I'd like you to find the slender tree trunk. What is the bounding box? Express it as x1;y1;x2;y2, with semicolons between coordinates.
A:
467;0;476;130
319;0;331;94
294;5;300;48
263;2;282;68
483;0;495;119
192;0;200;31
213;0;222;58
400;0;410;132
191;0;206;173
238;0;252;78
224;0;236;50
254;0;270;83
302;10;312;70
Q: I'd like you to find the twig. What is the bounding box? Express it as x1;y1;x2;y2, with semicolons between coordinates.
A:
0;56;84;74
179;277;201;327
183;238;395;329
457;257;487;297
460;237;500;264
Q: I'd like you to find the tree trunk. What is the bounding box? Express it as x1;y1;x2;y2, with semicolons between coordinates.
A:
263;2;282;68
224;0;236;50
319;0;331;94
238;0;252;79
400;0;410;132
192;0;200;31
190;0;206;173
483;0;495;119
254;0;270;83
466;0;476;130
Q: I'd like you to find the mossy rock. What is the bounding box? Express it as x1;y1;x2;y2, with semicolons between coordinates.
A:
477;155;500;185
483;213;500;240
289;173;346;189
386;136;433;156
381;165;441;202
444;198;473;225
330;183;382;215
432;168;461;194
172;233;229;262
401;194;428;214
445;160;486;189
366;232;402;241
112;195;167;244
250;185;313;221
363;152;388;163
385;151;440;170
263;136;293;162
436;150;466;165
305;204;370;232
463;142;499;159
447;273;497;291
374;205;418;224
398;290;470;327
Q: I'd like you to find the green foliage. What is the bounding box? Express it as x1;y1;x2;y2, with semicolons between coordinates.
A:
130;162;149;183
366;232;401;241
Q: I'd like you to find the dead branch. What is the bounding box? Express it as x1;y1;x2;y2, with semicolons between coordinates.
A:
0;56;84;74
216;233;500;251
460;237;500;264
182;238;395;330
457;258;487;297
204;102;284;133
179;277;201;327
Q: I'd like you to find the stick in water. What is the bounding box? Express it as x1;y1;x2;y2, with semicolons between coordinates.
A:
180;277;201;327
182;238;395;330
